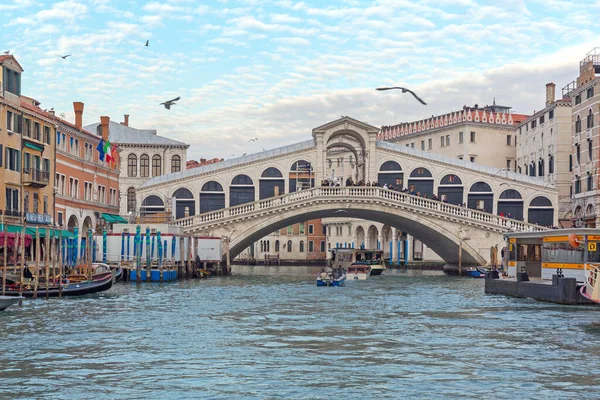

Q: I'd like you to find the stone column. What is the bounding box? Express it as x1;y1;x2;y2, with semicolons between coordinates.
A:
314;133;325;186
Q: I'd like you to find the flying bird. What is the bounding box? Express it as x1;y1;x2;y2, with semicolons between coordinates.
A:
3;50;10;55
376;86;427;105
242;153;247;156
248;137;258;142
145;40;149;47
160;96;180;110
57;54;71;59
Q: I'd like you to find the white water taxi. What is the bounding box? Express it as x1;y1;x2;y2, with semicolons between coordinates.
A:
347;263;371;280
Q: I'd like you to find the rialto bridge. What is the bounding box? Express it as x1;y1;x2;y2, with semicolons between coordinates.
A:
135;117;557;267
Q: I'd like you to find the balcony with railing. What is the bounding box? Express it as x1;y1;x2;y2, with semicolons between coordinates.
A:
23;168;50;187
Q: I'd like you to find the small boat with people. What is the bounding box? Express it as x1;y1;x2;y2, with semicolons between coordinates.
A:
330;248;386;276
464;266;487;278
316;267;346;287
347;263;371;280
0;295;23;311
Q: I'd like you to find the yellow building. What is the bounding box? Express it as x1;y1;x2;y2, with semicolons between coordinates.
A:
0;55;56;232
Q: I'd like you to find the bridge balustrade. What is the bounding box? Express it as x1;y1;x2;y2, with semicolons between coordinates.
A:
172;186;548;232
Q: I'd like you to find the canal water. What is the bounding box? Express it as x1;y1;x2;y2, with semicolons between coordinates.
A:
1;266;600;399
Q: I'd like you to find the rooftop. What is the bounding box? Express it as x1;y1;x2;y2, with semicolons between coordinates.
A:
140;139;316;189
83;120;188;147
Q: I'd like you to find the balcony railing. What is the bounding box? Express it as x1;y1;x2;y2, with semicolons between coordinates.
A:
23;168;50;187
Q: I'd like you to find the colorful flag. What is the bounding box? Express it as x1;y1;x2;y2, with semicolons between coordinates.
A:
110;144;118;169
103;140;112;163
96;139;105;161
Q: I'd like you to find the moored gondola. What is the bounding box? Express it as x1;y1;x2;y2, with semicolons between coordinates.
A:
2;274;113;298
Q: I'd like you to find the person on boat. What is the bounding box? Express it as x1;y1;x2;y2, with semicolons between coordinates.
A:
23;264;33;280
319;269;329;280
332;269;340;280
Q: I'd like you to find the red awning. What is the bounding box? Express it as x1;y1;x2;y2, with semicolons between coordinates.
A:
0;232;33;247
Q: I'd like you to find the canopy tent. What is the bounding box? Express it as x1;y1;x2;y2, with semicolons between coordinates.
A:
101;213;128;224
0;231;33;247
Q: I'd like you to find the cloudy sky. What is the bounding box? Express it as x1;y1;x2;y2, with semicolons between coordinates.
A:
2;0;599;159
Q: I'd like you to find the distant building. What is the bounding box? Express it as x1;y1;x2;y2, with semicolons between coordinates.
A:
378;101;529;171
187;157;224;169
53;102;121;234
564;48;600;227
516;83;572;224
84;117;189;218
0;55;57;233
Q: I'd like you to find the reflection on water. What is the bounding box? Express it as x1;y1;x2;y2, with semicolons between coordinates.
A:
1;266;600;399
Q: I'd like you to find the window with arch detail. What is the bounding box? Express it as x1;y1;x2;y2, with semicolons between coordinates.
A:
275;240;280;252
127;187;136;213
261;167;283;177
299;240;305;252
171;155;181;173
470;182;492;192
440;174;462;185
140;154;149;177
576;115;581;133
152;155;162;177
499;189;522;199
588;109;594;129
379;161;402;171
202;181;224;191
287;240;292;252
410;167;432;177
127;154;137;177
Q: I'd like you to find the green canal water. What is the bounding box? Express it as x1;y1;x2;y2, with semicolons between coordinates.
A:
1;266;600;399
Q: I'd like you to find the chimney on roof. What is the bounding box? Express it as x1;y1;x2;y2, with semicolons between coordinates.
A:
545;82;556;106
123;114;129;127
48;109;55;117
73;102;84;128
100;116;110;142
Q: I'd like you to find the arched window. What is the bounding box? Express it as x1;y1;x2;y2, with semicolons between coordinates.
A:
287;240;292;252
200;181;225;213
127;154;137;177
588;109;594;129
171;155;181;173
576;115;581;133
152;154;162;176
275;240;280;252
548;155;554;174
127;187;136;213
299;240;305;252
140;154;149;177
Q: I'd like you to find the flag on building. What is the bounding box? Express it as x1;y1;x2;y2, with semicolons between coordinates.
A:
96;139;105;161
110;144;118;169
104;140;112;163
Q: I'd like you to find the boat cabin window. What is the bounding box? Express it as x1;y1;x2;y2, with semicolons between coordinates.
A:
587;245;600;263
517;244;541;262
542;242;584;264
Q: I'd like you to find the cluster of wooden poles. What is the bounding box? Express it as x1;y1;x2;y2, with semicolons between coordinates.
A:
1;226;95;299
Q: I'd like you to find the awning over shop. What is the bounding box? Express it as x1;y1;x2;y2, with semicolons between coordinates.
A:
101;213;128;224
1;225;74;238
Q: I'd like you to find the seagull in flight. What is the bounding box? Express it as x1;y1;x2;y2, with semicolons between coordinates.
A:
160;96;180;110
376;86;427;105
57;54;71;59
248;137;258;142
145;40;149;47
3;50;10;55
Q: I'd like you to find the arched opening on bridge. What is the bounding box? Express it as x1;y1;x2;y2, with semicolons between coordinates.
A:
200;181;225;214
355;226;365;249
367;225;378;250
140;195;165;217
497;189;523;220
289;160;314;192
408;167;433;197
67;215;78;232
260;167;284;199
230;174;255;207
468;182;493;213
378;161;403;188
438;174;463;205
173;188;195;219
325;129;366;185
528;196;554;227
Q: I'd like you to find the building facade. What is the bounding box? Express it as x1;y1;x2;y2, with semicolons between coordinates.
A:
84;118;189;218
53;103;121;234
516;83;572;223
565;48;600;227
0;55;56;233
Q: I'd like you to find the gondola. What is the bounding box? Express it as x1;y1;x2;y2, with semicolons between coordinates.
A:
2;274;113;298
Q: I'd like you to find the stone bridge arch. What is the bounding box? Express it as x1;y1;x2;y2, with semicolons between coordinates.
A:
223;202;490;267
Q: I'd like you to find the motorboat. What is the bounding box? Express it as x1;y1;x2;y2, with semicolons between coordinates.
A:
316;273;346;287
581;264;600;304
464;267;487;278
330;248;386;276
68;263;123;283
0;295;23;311
347;263;371;280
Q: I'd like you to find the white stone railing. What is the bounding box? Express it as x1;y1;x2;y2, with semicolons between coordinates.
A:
172;186;549;232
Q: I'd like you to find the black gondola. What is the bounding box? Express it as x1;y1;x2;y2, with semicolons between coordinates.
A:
2;274;113;298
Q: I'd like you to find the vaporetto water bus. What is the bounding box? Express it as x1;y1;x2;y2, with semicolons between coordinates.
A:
330;248;386;276
486;228;600;304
